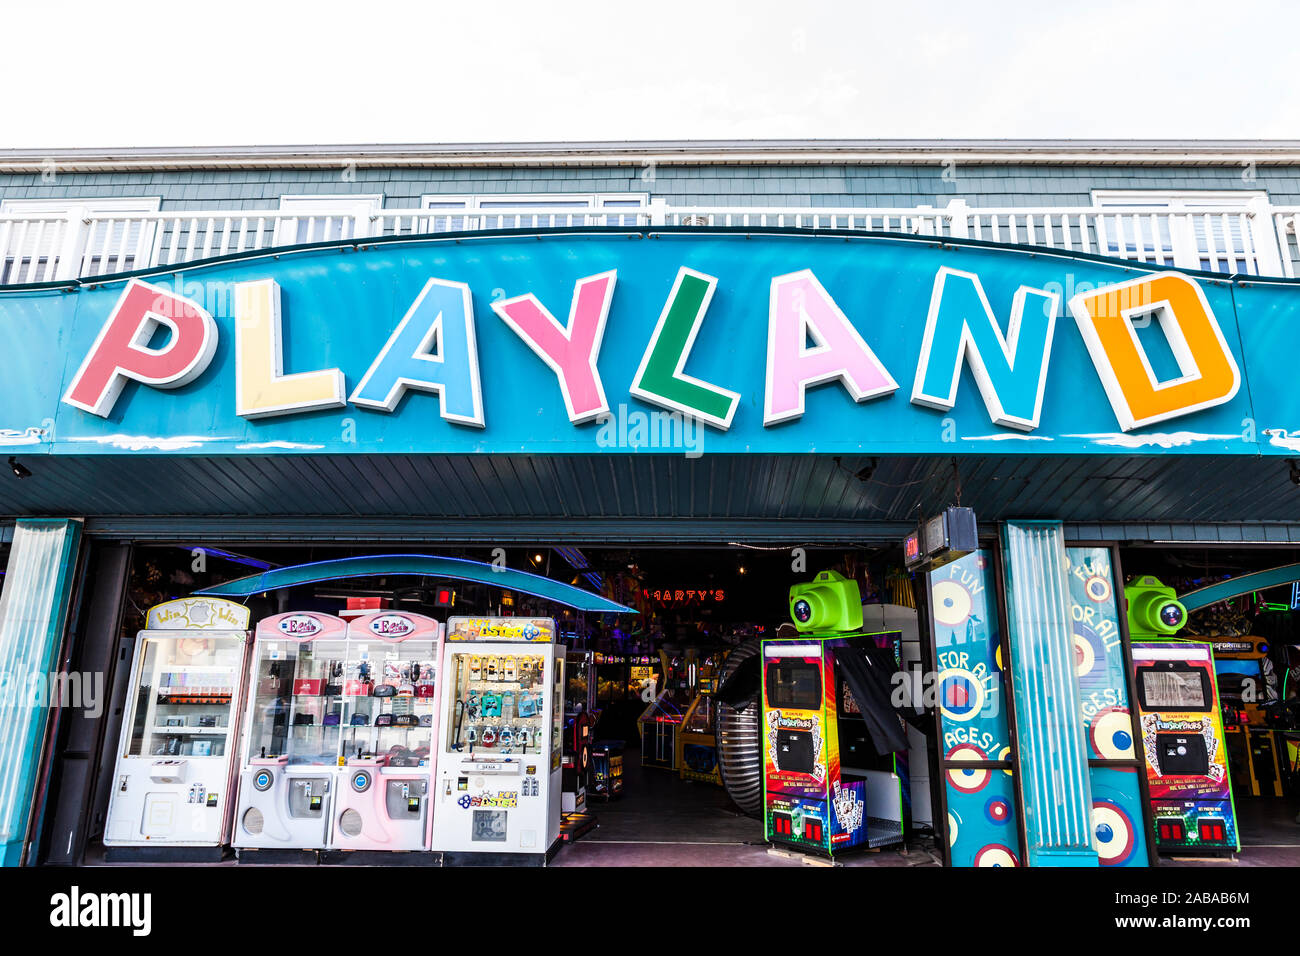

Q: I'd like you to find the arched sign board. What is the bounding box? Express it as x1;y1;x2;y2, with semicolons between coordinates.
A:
2;229;1296;457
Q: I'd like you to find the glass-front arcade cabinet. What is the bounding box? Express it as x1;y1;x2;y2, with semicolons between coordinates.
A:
103;597;253;860
331;611;443;853
677;674;723;785
233;611;349;855
432;617;564;861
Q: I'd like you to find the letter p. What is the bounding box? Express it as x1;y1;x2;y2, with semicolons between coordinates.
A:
64;279;218;417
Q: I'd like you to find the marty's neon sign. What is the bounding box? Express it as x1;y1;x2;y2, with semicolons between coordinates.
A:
62;265;1241;434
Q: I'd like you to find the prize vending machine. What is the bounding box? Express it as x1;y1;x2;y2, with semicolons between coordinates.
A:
233;611;349;853
1127;577;1240;855
432;617;565;860
103;598;253;859
331;611;443;852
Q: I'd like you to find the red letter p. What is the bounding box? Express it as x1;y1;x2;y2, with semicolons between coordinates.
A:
63;279;218;417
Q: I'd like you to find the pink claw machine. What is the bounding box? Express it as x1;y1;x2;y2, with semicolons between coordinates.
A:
330;610;443;853
233;611;349;855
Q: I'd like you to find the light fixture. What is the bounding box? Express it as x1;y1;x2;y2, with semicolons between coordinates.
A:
8;457;30;479
855;457;879;483
738;565;747;575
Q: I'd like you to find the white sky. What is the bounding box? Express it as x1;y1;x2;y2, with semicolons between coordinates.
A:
2;0;1297;148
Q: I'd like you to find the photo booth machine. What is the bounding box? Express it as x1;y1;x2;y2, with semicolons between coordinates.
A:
762;570;920;857
1127;576;1240;855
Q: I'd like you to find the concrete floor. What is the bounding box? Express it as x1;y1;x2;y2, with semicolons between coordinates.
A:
551;750;1300;868
552;751;939;868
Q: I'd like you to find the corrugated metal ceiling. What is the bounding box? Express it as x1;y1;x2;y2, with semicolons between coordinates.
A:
1;454;1298;542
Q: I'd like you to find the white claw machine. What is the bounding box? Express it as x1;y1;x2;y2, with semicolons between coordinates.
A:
431;617;565;861
233;611;349;854
103;597;253;860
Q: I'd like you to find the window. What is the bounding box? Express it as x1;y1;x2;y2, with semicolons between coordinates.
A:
276;194;383;245
0;196;161;283
1093;191;1265;274
1137;665;1212;712
419;193;648;232
765;661;822;710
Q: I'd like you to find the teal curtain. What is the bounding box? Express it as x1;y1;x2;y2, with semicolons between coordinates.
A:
0;519;82;866
1001;521;1098;866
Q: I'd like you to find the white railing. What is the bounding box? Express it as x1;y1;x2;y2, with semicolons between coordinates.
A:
663;206;946;235
0;213;71;283
1273;208;1300;279
377;208;652;238
2;199;1298;283
671;198;1295;278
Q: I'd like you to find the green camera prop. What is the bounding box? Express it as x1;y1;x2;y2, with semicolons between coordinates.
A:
1125;575;1187;639
789;570;863;633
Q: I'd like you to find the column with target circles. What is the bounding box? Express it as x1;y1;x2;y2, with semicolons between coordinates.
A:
1067;547;1150;867
929;550;1023;867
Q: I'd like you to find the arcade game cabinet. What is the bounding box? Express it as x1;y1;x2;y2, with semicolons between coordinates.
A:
561;650;599;840
329;611;443;853
1127;577;1240;856
1214;634;1290;798
763;570;913;857
638;650;691;770
676;652;725;785
431;617;565;861
563;650;597;812
234;611;350;854
103;598;253;860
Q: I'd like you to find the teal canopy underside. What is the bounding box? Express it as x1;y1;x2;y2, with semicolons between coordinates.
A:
1179;563;1300;612
194;553;635;614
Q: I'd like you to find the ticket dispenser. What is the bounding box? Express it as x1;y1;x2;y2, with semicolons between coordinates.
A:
331;611;443;851
103;598;253;857
432;617;564;859
1127;576;1240;855
234;611;349;851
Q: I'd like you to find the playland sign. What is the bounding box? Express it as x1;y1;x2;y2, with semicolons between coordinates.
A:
2;232;1296;456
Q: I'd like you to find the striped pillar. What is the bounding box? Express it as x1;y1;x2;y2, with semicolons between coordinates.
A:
1000;520;1098;866
0;519;82;866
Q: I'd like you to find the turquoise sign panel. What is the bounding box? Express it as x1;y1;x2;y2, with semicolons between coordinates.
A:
1065;545;1149;867
929;550;1023;867
0;231;1292;456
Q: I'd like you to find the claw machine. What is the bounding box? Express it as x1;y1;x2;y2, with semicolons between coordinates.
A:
103;597;253;860
639;650;693;769
233;611;349;854
330;610;443;853
431;617;565;862
677;688;723;784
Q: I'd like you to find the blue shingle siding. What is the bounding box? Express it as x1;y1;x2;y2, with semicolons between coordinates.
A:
4;162;1300;209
